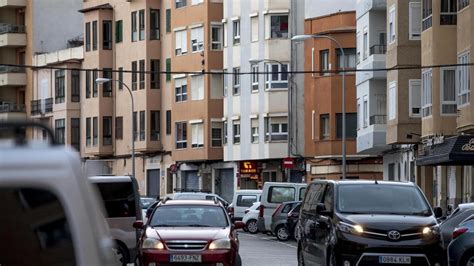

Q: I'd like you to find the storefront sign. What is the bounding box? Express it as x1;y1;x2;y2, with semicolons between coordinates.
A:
424;135;445;147
240;161;258;174
462;138;474;152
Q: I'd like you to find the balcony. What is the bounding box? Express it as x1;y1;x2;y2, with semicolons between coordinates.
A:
0;23;26;47
357;114;389;154
0;0;26;8
369;44;386;55
356;44;387;85
0;102;25;113
0;66;26;87
30;98;53;116
369;114;387;125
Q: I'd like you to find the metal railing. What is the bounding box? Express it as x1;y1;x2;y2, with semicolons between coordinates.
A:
369;115;387;125
0;103;25;113
0;66;25;74
0;23;26;34
369;44;387;55
30;98;53;115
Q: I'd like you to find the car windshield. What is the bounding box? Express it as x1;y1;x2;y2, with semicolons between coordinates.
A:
337;184;432;216
150;205;229;228
140;197;156;209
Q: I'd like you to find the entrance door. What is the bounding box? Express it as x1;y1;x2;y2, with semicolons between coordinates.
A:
215;169;234;203
147;169;160;197
184;171;199;191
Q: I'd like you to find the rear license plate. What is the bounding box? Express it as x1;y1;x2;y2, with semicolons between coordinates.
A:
378;256;411;264
170;254;202;263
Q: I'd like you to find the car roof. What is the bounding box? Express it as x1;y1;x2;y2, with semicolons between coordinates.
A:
160;200;221;206
458;203;474;209
88;175;133;183
311;180;416;186
235;189;262;193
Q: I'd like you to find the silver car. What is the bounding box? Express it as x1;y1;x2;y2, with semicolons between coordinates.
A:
448;214;474;265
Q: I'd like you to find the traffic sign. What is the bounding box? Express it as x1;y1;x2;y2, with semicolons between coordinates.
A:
282;157;294;169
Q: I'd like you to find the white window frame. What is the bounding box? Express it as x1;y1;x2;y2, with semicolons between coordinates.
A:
268;119;288;141
211;121;222;147
363;27;368;60
191;0;203;5
210;23;222;51
223;22;228;47
190;74;204;100
265;63;289;90
409;2;421;40
233;67;240;95
311;47;315;77
251;15;259;42
269;14;289;39
191;26;204;52
191;122;204;148
440;67;457;115
357;99;361;130
175;121;187;149
320;115;330;140
311;110;315;140
389;5;396;44
251;65;259;92
389;81;397;120
223;69;228;97
175;77;188;102
457;51;471;107
175;29;188;55
422;69;433;117
363;96;369;127
233;20;240;45
251;118;259;143
409;79;422;117
233;120;240;144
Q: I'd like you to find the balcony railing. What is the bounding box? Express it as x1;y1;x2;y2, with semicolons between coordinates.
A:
369;115;387;125
30;98;53;115
0;66;25;74
0;23;26;34
0;103;25;113
369;44;387;55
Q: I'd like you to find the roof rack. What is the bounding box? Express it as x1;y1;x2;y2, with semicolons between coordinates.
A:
173;188;212;193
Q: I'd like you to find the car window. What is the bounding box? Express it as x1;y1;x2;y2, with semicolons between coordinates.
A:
95;182;137;218
150;205;228;227
268;186;295;203
282;203;295;214
141;197;156;209
291;204;301;213
237;195;257;207
299;187;307;201
302;183;325;213
323;185;333;212
0;187;76;265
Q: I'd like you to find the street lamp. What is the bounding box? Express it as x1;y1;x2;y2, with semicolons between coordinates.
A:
291;34;347;179
95;77;135;180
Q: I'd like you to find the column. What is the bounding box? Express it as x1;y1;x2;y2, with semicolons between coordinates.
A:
420;166;434;207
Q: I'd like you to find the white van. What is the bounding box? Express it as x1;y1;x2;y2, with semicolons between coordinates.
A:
89;175;142;265
257;182;307;232
229;189;262;221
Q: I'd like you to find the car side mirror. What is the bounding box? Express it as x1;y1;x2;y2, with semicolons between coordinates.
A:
233;221;245;230
133;220;144;229
434;207;443;218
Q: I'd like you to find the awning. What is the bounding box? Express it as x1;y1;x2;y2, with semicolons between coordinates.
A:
416;135;474;166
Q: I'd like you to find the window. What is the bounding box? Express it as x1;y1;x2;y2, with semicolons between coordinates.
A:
94;182;137;218
336;113;357;139
459;0;470;10
320;114;329;139
458;52;470;106
103;20;112;50
268;186;295;203
263;172;277;183
133;112;137;141
150;9;160;40
389;81;397;120
422;69;433;117
232;68;241;95
175;29;188;55
115;116;123;139
118;67;123;90
223;22;228;47
55;70;65;104
409;2;422;40
166;9;171;33
409;79;422;117
150;60;160;89
223;121;228;144
166;58;171;82
132;61;137;90
223;69;228;96
150;111;160;141
320;50;329;76
211;122;222;147
357;99;361;130
115;20;123;43
237;195;257;207
211;73;223;99
55;119;65;145
423;0;433;30
71;70;80;102
336;48;356;72
251;16;258;42
441;67;457;114
252;65;259;91
192;0;203;4
265;117;288;141
388;163;395;181
92;21;97;50
270;15;288;39
102;68;112;97
323;185;333;212
139;111;145;141
86;117;91;146
85;22;91;51
92;69;98;97
71;118;80;151
363;96;368;127
251;118;259;143
265;63;289;89
389;6;396;43
441;0;457;25
233;120;241;144
175;78;188;102
176;122;187;149
211;24;222;50
139;10;145;40
93;117;98;146
191;26;204;52
363;30;368;59
176;0;187;8
233;20;240;45
103;116;112;145
131;11;137;42
191;122;204;148
166;110;171;135
191;74;204;100
139;59;145;89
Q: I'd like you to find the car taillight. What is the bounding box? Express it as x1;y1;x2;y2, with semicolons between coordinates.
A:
453;227;469;239
259;205;264;218
272;204;282;217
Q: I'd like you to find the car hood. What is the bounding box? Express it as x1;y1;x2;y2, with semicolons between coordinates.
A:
339;213;437;231
146;227;230;241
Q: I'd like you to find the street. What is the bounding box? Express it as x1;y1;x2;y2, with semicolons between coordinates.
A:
238;231;297;266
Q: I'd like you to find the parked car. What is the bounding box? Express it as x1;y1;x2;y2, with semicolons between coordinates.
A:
440;203;474;249
89;175;142;265
298;180;444;266
228;189;262;221
164;192;230;208
134;199;245;265
271;201;301;241
287;202;302;241
448;215;474;266
258;182;307;233
242;202;261;234
0;121;117;265
141;197;158;222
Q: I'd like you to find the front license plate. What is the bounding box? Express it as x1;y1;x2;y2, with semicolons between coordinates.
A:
170;254;202;263
378;256;411;264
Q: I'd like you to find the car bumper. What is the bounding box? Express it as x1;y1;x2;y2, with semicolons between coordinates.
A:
141;249;235;266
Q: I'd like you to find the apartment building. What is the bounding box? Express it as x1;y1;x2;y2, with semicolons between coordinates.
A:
304;6;383;181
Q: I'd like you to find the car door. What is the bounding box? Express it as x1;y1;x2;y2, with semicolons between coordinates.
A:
315;184;334;265
440;208;474;248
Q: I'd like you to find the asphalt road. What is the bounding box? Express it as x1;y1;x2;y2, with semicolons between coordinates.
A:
238;231;298;266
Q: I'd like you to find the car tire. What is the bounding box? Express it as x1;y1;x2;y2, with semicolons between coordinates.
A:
114;243;129;266
297;248;305;266
235;253;242;266
275;225;290;241
460;250;474;266
246;219;259;234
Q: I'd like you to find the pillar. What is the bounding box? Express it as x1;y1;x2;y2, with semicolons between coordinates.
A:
420;166;434;207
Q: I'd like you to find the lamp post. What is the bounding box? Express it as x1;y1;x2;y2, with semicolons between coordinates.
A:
95;77;135;179
291;34;347;179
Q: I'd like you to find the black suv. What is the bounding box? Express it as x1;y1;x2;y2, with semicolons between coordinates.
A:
297;180;444;266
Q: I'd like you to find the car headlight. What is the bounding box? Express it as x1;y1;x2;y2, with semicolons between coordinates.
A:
422;225;439;236
337;222;364;234
142;238;165;249
209;239;231;250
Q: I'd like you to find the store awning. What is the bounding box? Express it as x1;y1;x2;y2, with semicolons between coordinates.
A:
416;135;474;166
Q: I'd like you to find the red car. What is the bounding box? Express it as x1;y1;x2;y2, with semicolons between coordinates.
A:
134;199;244;266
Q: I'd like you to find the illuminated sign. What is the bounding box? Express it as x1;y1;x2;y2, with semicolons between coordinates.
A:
240;161;258;174
462;138;474;152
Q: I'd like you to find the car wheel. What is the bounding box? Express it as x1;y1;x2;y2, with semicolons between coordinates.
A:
276;225;290;241
246;219;259;234
328;249;337;266
297;248;305;266
114;243;129;266
461;250;474;266
235;253;242;266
